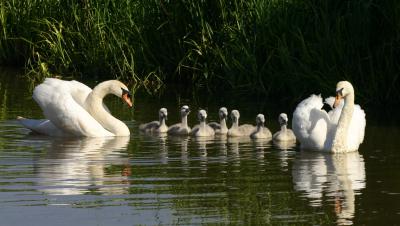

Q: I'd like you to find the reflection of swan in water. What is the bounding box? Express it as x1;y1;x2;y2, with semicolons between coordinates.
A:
292;151;366;225
35;136;130;195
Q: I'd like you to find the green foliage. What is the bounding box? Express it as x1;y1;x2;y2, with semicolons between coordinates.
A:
0;0;399;104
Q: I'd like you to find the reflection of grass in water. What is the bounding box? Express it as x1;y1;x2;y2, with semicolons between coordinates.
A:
1;0;399;104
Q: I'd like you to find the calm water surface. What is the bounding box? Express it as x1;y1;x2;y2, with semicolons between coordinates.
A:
0;68;399;225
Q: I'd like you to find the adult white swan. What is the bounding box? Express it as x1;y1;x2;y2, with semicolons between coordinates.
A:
18;78;132;137
292;81;366;152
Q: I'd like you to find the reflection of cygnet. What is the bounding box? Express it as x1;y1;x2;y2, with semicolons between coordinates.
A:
273;113;296;142
228;110;255;137
208;107;229;135
139;108;168;133
191;110;215;137
250;114;272;139
167;105;191;135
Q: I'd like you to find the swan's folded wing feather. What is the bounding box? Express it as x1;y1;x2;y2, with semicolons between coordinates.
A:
308;108;330;149
292;94;324;142
68;80;111;113
17;118;66;136
33;79;113;137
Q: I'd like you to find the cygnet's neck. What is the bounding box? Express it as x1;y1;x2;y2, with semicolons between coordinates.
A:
181;114;188;128
220;118;228;130
85;82;130;136
257;123;264;132
159;117;166;127
200;120;207;130
280;124;287;132
332;93;354;152
232;118;239;128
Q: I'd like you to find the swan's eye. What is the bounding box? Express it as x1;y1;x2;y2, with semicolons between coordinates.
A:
121;88;132;98
336;88;344;97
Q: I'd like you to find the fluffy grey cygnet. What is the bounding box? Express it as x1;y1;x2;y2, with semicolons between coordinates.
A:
208;107;228;135
250;114;272;139
139;108;168;133
191;109;215;137
228;110;255;137
273;113;296;142
167;105;191;135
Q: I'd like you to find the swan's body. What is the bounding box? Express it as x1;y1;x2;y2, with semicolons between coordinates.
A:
273;113;296;142
228;110;255;137
292;81;366;152
191;110;215;137
250;114;272;139
167;105;191;135
139;108;168;133
18;78;132;137
208;107;228;135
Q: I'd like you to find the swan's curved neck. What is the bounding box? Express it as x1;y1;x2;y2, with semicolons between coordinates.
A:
85;82;130;136
332;93;354;152
280;124;287;132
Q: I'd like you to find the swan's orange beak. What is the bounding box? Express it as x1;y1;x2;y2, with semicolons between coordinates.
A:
122;93;133;108
333;94;342;108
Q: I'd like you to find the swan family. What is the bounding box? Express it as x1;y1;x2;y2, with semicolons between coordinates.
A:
18;79;366;153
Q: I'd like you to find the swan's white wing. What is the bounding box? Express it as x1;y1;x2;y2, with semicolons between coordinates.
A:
68;80;111;113
347;104;366;150
293;94;336;150
33;78;113;137
308;109;330;150
292;95;323;141
17;117;66;136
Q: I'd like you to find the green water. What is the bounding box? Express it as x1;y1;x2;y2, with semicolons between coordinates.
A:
0;68;399;225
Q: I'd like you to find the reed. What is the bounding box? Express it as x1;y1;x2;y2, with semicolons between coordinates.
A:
0;0;399;104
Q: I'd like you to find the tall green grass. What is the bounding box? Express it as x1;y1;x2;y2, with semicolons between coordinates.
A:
0;0;399;104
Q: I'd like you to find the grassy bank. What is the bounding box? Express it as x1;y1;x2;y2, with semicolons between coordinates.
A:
1;0;399;104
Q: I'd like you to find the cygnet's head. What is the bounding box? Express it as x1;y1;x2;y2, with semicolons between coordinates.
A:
159;108;168;120
334;81;354;108
256;114;265;126
180;105;190;116
231;110;240;122
278;113;288;126
198;109;207;122
219;107;228;119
